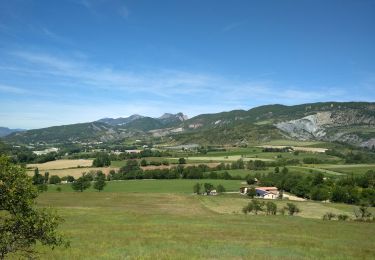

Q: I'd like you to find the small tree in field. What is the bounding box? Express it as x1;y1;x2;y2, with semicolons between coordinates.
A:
243;200;264;215
203;183;214;195
285;203;300;216
216;184;226;193
49;175;61;184
92;153;111;167
178;158;186;164
93;172;106;192
44;171;49;184
72;174;91;192
266;201;277;215
193;183;201;194
0;156;68;259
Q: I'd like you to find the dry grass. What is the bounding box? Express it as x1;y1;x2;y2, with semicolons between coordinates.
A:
27;159;93;170
27;167;119;178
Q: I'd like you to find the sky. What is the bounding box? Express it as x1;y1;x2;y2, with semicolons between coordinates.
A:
0;0;374;129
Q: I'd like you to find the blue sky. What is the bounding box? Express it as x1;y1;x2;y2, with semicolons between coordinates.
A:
0;0;374;129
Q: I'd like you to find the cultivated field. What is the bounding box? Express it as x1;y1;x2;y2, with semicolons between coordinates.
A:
27;167;118;178
27;159;93;170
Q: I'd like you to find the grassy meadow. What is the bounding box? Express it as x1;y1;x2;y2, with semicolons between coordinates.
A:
9;142;375;259
28;190;375;259
47;179;244;193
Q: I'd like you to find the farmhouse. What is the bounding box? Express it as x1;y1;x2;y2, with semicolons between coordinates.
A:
255;187;279;199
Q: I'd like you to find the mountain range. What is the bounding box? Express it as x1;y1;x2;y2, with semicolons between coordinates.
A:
0;127;25;138
2;102;375;147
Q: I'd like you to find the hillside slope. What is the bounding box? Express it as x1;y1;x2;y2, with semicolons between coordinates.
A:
3;102;374;146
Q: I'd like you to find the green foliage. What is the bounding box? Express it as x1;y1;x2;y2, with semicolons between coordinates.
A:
322;212;336;220
61;175;75;183
203;183;214;195
44;171;50;184
303;157;323;164
247;160;267;170
243;200;264;215
0;156;68;258
266;201;277;215
71;174;91;192
216;184;226;193
140;159;148;166
246;187;256;198
310;186;329;201
285;203;300;216
92;153;111;167
93;172;106;192
49;175;61;185
193;183;201;194
354;204;373;221
337;214;349;221
178;158;186;164
32;168;44;185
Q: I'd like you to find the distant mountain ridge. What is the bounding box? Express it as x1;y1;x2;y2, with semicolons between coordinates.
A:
96;112;188;127
2;102;375;147
0;127;25;137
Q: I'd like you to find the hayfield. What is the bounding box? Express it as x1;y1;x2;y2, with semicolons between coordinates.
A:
27;167;118;178
26;191;375;259
27;159;93;170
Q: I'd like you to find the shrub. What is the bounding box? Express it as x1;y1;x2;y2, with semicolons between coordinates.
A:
337;214;349;221
216;184;226;193
178;158;186;164
285;203;300;216
243;200;264;215
266;201;277;215
322;212;336;221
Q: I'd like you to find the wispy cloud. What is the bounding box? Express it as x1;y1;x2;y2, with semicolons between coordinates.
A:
0;84;28;94
41;27;73;45
5;50;349;104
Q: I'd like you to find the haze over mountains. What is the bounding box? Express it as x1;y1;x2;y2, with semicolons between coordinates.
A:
0;127;25;138
2;102;375;147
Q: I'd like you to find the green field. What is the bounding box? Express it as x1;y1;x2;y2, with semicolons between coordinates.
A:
28;191;375;259
49;179;244;193
319;164;375;175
